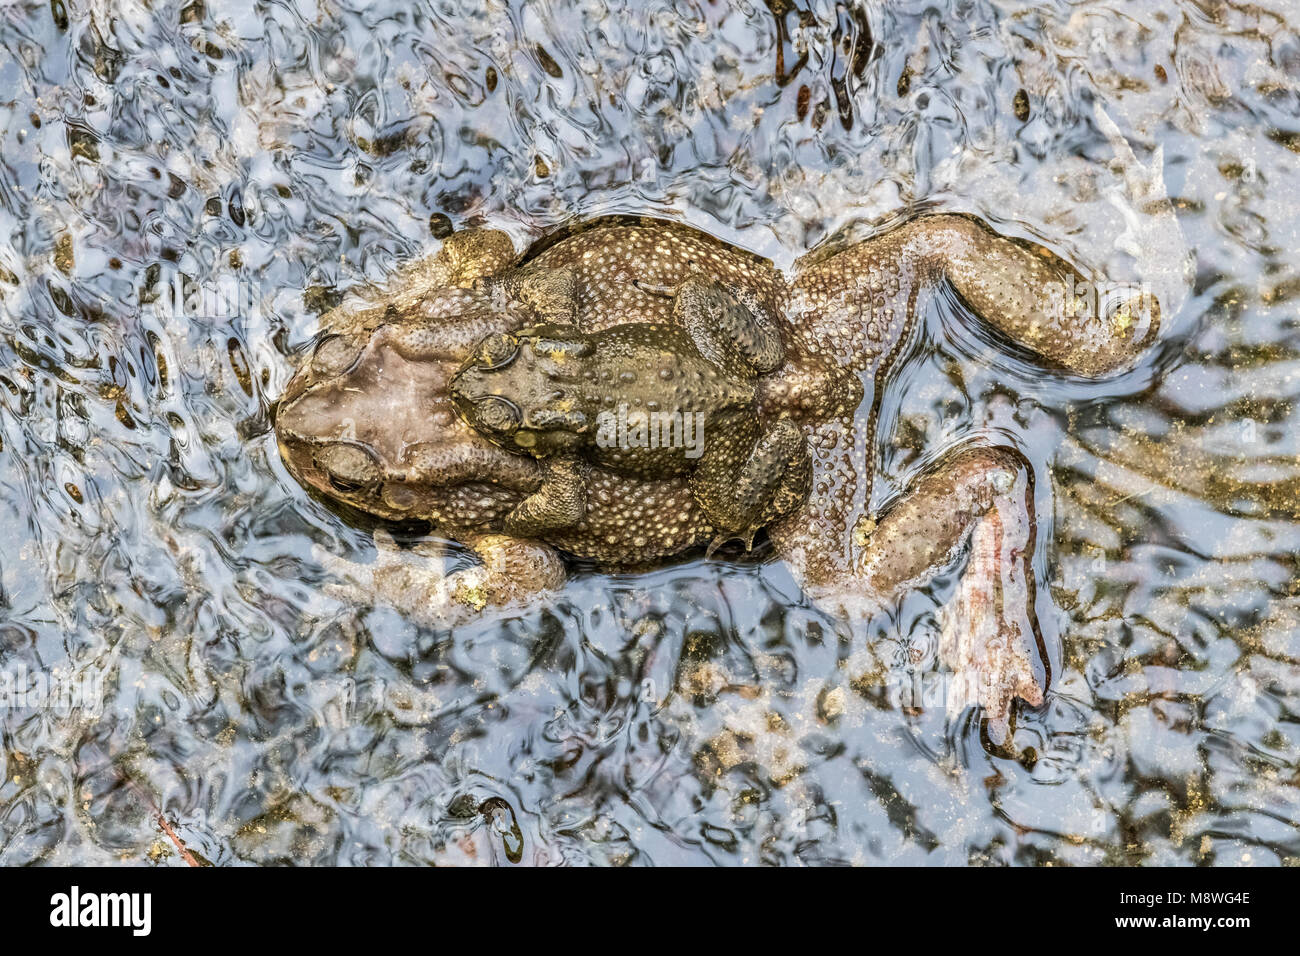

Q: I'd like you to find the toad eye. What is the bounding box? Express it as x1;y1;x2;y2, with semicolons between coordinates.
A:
314;443;382;493
311;334;362;378
473;396;521;433
478;333;518;368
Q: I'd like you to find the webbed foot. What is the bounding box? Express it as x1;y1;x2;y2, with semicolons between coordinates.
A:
779;443;1047;738
860;445;1046;739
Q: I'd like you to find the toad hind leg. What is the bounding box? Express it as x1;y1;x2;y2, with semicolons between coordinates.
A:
935;215;1159;377
693;415;812;553
860;446;1046;738
788;213;1160;382
776;443;1046;740
503;456;587;537
673;275;784;374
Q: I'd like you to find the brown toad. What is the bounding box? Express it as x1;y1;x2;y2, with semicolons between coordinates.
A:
275;215;1159;732
446;276;810;549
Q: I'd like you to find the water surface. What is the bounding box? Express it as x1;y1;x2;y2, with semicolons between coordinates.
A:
1;0;1298;865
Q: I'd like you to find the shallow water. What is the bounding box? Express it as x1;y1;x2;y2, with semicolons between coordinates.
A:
1;0;1298;865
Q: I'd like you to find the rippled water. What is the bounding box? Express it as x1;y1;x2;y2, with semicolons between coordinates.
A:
1;0;1297;865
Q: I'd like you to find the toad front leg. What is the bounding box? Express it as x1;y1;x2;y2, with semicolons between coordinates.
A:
313;529;566;630
502;456;587;537
481;263;580;325
426;228;520;288
326;227;521;332
693;414;812;553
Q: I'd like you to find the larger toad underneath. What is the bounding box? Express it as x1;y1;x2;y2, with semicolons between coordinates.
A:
275;214;1159;734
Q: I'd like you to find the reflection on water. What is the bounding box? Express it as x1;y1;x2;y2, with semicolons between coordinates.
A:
1;0;1297;864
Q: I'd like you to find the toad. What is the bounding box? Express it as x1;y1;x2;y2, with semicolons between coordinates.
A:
275;214;1158;732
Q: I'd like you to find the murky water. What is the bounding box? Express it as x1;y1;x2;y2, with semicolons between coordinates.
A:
1;0;1297;865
